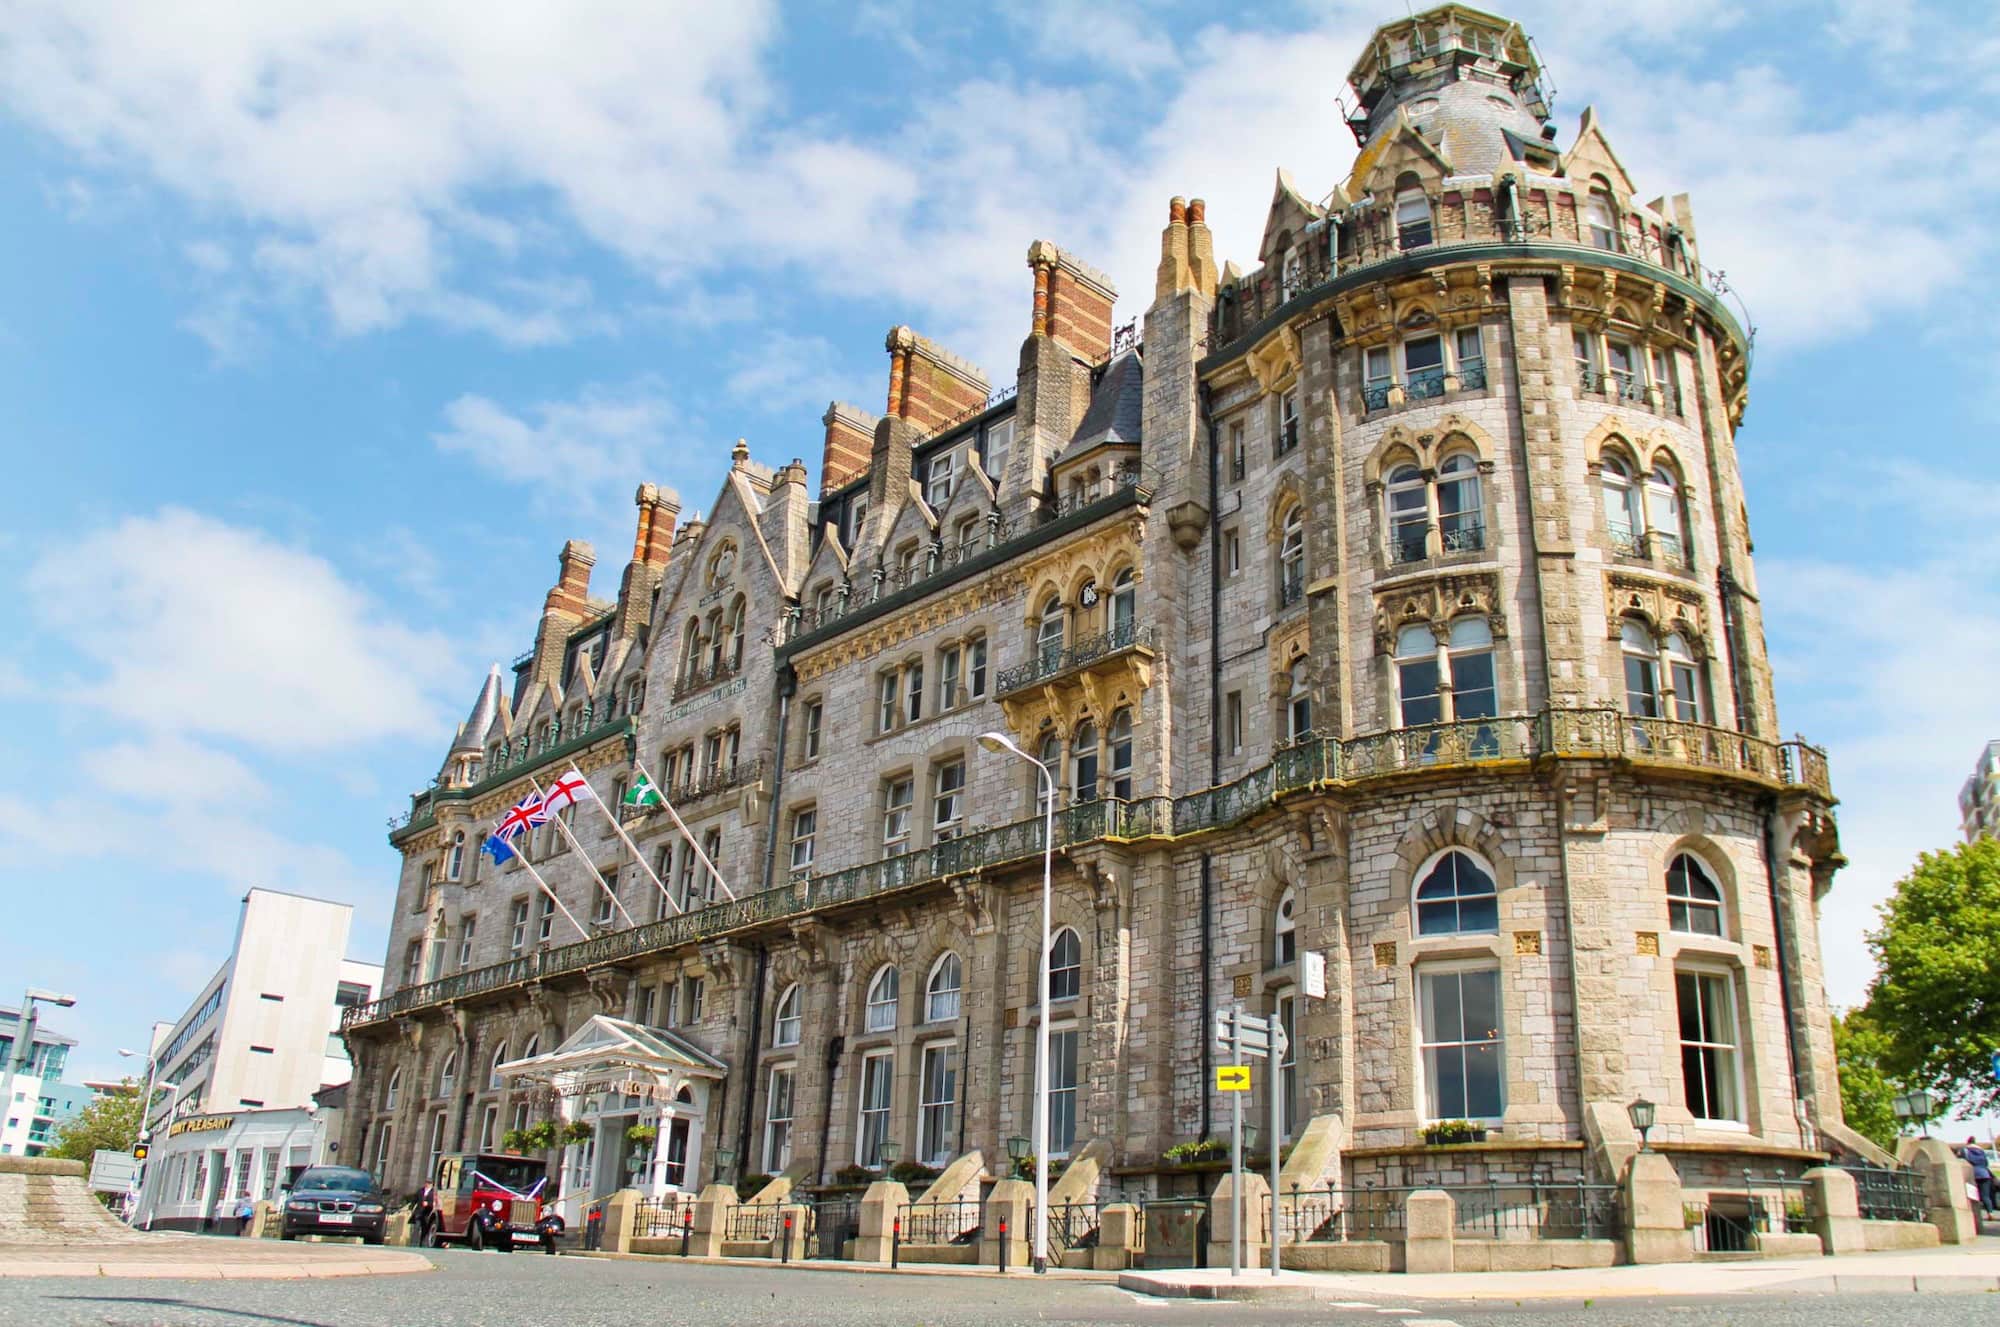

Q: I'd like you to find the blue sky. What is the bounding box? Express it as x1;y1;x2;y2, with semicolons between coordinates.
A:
3;0;1997;1085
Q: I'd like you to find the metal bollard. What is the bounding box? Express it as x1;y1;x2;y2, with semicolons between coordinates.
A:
998;1215;1008;1273
892;1215;901;1270
782;1212;793;1264
681;1209;692;1258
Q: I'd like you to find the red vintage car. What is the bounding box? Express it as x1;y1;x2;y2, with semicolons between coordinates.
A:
426;1153;551;1252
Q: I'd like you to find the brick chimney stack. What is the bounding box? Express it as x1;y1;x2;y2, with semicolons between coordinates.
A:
528;540;595;687
1028;240;1116;361
821;402;878;494
615;484;680;639
883;325;989;434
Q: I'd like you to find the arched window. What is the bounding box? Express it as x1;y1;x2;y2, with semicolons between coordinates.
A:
1646;466;1685;565
1385;463;1428;564
1279;506;1305;605
1049;927;1082;1001
1285;658;1312;744
1667;854;1724;936
447;832;466;881
1622;621;1661;718
1280;246;1302;300
521;1034;540;1062
438;1051;456;1096
1274;886;1298;966
1396;625;1442;727
926;953;962;1023
1073;719;1100;802
488;1042;508;1090
1037;595;1065;664
865;965;899;1033
772;983;801;1047
1036;730;1062;814
1108;708;1134;799
1663;632;1704;723
680;619;703;684
1586;186;1618;251
1601;454;1642;553
727;597;747;670
1436;453;1483;553
384;1069;402;1111
1395;179;1433;249
1415;850;1499;935
1110;568;1137;638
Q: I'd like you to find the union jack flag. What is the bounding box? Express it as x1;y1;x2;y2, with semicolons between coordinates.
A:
491;790;548;843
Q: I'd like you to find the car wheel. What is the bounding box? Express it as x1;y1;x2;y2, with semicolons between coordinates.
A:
279;1228;296;1242
468;1222;485;1253
423;1225;442;1249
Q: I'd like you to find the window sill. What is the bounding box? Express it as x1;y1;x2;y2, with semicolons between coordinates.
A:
1374;550;1499;585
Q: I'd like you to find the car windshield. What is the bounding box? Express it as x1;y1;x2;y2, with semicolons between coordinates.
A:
297;1167;374;1193
467;1157;546;1195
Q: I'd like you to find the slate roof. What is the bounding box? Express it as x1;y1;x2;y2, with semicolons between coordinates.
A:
1055;350;1143;468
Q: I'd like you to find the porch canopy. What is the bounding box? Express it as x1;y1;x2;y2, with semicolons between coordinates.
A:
496;1015;726;1102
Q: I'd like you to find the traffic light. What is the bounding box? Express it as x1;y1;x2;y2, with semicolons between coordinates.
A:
133;1144;148;1161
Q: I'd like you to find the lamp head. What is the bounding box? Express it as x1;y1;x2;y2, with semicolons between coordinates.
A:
1006;1135;1030;1161
977;731;1023;758
878;1140;900;1166
24;989;76;1008
1626;1098;1656;1133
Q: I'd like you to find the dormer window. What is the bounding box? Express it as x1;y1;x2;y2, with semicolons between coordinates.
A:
926;450;955;508
1395;182;1432;250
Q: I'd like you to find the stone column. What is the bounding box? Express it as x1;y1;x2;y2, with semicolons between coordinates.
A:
1403;1189;1455;1274
604;1189;640;1254
1900;1137;1977;1245
1205;1171;1270;1269
1622;1151;1690;1265
687;1181;738;1258
982;1178;1033;1269
852;1179;909;1263
1803;1166;1865;1255
1093;1202;1142;1271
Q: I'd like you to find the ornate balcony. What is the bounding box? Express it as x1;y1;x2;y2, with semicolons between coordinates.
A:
350;708;1832;1032
995;621;1156;698
672;655;740;703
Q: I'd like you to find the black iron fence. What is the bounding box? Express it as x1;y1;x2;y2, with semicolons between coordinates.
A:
902;1197;981;1245
1452;1177;1623;1240
1276;1183;1410;1243
1841;1163;1927;1223
726;1205;781;1243
633;1194;695;1239
1047;1201;1099;1252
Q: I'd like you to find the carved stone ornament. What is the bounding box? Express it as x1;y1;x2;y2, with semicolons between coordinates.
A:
1605;571;1706;646
1372;570;1506;654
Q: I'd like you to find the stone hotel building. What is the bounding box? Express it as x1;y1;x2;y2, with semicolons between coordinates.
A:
342;4;1861;1231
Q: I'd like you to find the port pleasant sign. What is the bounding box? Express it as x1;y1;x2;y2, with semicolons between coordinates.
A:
167;1114;234;1138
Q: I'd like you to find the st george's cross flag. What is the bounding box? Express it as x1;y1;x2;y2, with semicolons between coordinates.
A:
542;768;594;814
622;772;664;809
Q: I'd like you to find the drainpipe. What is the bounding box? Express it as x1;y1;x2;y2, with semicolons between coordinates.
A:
815;1033;844;1185
735;946;768;1177
1201;378;1224;1144
1716;570;1750;734
760;666;795;895
1761;798;1805;1112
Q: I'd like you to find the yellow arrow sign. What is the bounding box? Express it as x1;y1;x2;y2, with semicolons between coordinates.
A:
1215;1065;1251;1092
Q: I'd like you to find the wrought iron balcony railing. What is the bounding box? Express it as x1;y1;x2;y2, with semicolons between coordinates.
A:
672;655;741;702
389;715;634;835
995;621;1155;696
1440;516;1485;555
349;709;1832;1029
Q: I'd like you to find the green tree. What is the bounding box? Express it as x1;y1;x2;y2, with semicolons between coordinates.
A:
47;1079;143;1163
1864;838;2000;1115
1832;1008;1899;1152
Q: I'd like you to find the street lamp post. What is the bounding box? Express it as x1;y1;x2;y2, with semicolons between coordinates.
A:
0;988;76;1157
1627;1098;1656;1153
117;1047;160;1151
1892;1089;1938;1140
977;730;1055;1275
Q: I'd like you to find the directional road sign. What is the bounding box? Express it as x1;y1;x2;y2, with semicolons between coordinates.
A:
1215;1065;1251;1092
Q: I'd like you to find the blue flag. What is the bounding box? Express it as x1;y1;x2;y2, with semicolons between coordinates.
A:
481;833;516;866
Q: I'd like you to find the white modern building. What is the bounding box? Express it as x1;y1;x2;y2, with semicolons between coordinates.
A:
1960;739;2000;844
0;1010;79;1157
132;888;381;1229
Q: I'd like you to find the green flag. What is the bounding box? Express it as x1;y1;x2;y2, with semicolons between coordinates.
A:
624;773;664;808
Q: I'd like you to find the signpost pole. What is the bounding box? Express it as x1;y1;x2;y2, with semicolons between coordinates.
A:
1270;997;1283;1277
1230;1005;1243;1278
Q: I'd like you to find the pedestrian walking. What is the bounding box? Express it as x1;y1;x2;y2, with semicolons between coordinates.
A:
236;1193;256;1237
413;1180;440;1246
1965;1137;1995;1215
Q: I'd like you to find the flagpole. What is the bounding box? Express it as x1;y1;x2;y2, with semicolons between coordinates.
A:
530;775;637;929
633;756;737;902
511;848;591;942
578;769;681;917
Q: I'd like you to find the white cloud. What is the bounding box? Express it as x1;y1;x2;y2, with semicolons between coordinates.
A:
725;333;858;419
1759;550;2000;1006
432;382;676;513
77;736;270;811
25;507;459;751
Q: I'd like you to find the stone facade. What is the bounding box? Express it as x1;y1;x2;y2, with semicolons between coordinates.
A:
342;3;1853;1222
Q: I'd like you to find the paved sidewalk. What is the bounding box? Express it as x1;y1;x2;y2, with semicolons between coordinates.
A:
0;1232;432;1279
1119;1238;2000;1302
